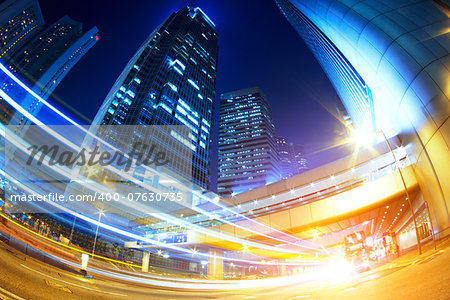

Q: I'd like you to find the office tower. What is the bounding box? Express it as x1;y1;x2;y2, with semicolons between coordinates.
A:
290;143;307;173
275;0;450;236
276;137;307;179
218;87;281;196
276;137;294;179
274;0;376;135
7;16;99;129
92;7;218;190
0;0;44;60
0;0;44;124
9;16;99;97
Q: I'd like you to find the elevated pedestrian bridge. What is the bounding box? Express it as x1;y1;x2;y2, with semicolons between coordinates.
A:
134;139;420;256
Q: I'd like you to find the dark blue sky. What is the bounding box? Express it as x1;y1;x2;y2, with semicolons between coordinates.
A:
38;0;350;169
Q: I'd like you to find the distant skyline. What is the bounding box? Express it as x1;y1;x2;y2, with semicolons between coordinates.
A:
38;0;351;169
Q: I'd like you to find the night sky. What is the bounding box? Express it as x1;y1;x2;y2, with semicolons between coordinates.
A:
38;0;351;177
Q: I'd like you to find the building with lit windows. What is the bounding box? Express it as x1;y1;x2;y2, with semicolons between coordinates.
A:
92;7;218;190
218;87;281;196
290;142;308;174
0;0;44;124
0;0;44;60
276;137;307;179
275;0;450;238
276;137;293;179
7;16;99;130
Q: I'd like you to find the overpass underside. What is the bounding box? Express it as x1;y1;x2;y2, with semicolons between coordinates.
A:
131;140;431;263
197;165;420;254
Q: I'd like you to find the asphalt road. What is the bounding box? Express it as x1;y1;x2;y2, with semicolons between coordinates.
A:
0;236;449;300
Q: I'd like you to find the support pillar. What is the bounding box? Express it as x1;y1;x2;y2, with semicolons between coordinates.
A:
142;251;150;272
207;249;223;280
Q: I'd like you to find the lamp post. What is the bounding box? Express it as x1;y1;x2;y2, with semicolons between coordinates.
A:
70;184;87;244
92;209;105;257
69;215;77;244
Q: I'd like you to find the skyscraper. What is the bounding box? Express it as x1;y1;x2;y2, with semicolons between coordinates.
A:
275;0;450;237
218;87;281;196
92;7;218;190
276;137;293;179
7;16;99;130
0;0;44;124
276;137;307;179
291;143;308;173
0;0;44;60
274;0;376;135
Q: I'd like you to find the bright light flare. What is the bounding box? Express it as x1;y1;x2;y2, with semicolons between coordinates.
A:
350;128;374;147
317;259;357;281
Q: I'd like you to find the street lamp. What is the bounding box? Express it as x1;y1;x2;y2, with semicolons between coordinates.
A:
92;209;105;257
69;215;77;244
351;129;422;255
70;184;87;244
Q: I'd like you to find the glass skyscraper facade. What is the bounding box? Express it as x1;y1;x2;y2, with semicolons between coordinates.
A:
276;137;292;179
6;16;99;130
0;0;44;59
275;0;450;238
92;7;218;190
275;0;376;135
0;0;44;125
276;137;307;179
0;1;99;131
8;16;98;94
218;87;281;196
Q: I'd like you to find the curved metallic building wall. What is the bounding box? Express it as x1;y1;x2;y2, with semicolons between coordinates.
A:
276;0;450;236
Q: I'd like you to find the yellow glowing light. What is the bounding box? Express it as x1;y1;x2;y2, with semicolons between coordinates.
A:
350;128;373;147
312;229;319;239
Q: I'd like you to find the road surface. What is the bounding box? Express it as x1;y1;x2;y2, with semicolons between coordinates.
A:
0;236;449;299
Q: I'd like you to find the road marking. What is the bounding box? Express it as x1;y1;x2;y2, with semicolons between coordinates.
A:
44;279;72;293
0;286;26;300
20;264;128;297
